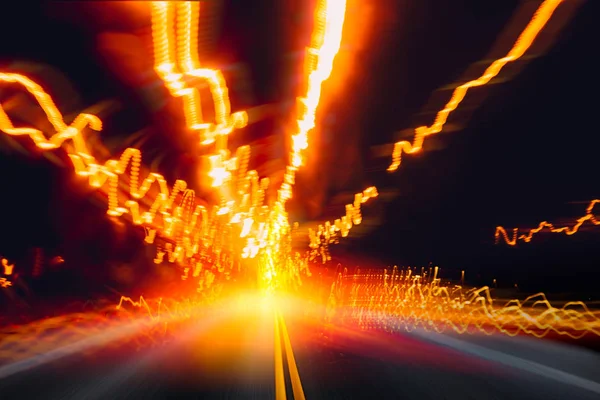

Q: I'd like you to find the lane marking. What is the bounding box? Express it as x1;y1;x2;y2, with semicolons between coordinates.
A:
278;312;306;400
274;310;287;400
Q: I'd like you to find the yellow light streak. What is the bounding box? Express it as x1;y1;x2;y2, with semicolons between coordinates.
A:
0;73;100;154
116;295;208;322
0;73;289;288
388;0;564;172
312;0;566;261
2;2;594;350
278;0;348;205
150;1;247;148
147;0;344;275
495;199;600;246
328;267;600;339
308;186;378;262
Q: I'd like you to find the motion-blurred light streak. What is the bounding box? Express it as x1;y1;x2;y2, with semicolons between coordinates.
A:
495;199;600;245
150;1;247;148
308;186;378;263
0;316;156;380
281;0;347;186
267;0;350;267
309;0;566;260
1;6;598;390
116;294;214;323
388;0;564;172
0;70;310;291
0;295;232;381
148;0;349;276
327;267;600;339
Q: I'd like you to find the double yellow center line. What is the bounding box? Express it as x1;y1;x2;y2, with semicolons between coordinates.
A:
274;310;306;400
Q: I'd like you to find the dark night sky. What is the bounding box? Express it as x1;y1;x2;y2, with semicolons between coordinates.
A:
0;0;598;296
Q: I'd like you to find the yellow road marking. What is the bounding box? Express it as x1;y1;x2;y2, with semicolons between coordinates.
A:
274;310;287;400
274;309;306;399
278;312;306;400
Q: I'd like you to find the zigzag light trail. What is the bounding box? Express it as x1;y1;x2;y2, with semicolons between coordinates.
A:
0;74;282;292
495;199;600;246
308;0;565;260
0;0;351;302
1;3;599;390
388;0;564;172
327;267;600;339
308;186;379;263
151;1;248;148
267;0;349;270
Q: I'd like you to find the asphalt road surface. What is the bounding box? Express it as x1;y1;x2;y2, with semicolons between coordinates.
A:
1;298;599;400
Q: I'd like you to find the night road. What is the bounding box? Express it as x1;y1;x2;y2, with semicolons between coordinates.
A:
1;1;600;399
1;297;599;400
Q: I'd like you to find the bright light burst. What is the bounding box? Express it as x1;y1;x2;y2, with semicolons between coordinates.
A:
0;0;596;369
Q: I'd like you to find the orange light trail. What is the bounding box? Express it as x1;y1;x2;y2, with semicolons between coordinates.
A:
2;2;598;351
495;199;600;246
0;0;350;291
277;0;348;206
0;295;217;367
308;186;378;262
328;267;600;339
116;295;211;322
388;0;564;172
0;73;190;252
309;0;565;259
0;73;101;152
0;72;278;286
148;0;349;268
150;1;247;148
243;0;350;266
